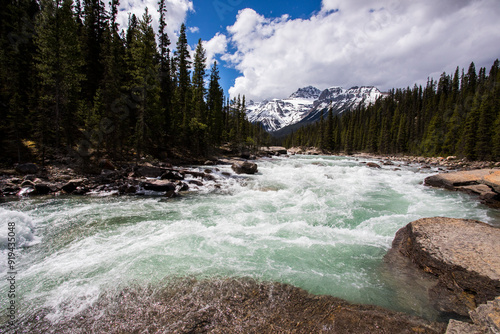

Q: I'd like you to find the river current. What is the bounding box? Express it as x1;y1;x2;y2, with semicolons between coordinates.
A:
1;155;498;327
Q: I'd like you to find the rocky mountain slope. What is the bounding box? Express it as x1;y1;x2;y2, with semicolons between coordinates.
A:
246;86;384;133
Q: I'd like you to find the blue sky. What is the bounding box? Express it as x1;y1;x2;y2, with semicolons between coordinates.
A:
185;0;323;97
117;0;500;101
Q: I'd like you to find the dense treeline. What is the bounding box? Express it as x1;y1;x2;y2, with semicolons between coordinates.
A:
0;0;268;165
283;60;500;161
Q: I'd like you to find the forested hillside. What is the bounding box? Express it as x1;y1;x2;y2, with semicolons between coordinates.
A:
0;0;268;165
283;60;500;161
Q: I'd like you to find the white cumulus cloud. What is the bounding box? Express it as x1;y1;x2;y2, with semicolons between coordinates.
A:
204;33;228;69
116;0;194;41
224;0;500;101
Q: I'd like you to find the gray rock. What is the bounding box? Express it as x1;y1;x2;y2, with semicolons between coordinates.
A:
470;296;500;334
366;162;382;168
425;169;500;207
188;180;204;187
62;179;86;193
445;319;485;334
141;180;176;192
231;161;258;174
483;171;500;193
34;183;55;195
160;170;184;181
119;184;137;194
425;169;496;189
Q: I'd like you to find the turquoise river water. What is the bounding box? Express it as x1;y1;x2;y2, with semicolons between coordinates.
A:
1;155;498;327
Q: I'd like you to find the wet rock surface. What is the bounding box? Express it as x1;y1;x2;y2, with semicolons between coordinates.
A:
387;217;500;317
0;162;234;198
231;161;258;174
11;278;446;334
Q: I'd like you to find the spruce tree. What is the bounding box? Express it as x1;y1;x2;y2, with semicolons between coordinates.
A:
0;0;39;162
126;7;161;159
174;23;191;135
157;0;172;142
35;0;84;155
207;61;224;146
81;0;106;102
326;106;334;151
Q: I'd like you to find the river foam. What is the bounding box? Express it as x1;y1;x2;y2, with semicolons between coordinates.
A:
0;155;496;326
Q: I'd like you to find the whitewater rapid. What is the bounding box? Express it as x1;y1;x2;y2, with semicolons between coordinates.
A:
0;155;497;325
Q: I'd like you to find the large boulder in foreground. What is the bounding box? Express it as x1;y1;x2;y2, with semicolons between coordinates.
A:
231;161;258;174
387;217;500;317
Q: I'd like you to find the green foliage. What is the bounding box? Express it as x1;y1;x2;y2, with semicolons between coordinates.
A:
0;1;261;163
283;60;500;161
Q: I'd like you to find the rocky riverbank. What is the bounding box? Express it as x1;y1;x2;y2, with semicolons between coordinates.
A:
0;157;261;199
10;277;446;334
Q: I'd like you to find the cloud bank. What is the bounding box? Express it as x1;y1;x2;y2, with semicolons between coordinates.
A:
116;0;194;42
223;0;500;101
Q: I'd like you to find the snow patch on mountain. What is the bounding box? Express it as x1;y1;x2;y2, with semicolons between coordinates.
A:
302;86;383;124
246;87;320;132
246;86;384;132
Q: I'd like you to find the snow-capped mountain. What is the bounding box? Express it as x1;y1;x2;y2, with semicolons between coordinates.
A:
300;86;383;124
288;86;321;99
246;86;384;132
246;86;320;132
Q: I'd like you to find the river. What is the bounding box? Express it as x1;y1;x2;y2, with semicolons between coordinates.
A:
1;155;498;329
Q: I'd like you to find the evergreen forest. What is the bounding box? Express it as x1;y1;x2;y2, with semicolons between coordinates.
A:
0;0;268;165
283;60;500;161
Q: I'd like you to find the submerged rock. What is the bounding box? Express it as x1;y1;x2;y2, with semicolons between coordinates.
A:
387;217;500;317
13;278;446;334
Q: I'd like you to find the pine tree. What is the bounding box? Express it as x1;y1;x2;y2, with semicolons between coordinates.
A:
0;0;39;162
207;61;224;146
35;0;84;156
157;0;172;142
191;39;207;121
189;39;208;154
326;106;334;151
174;23;191;135
475;94;494;160
318;109;324;149
81;0;106;102
126;7;161;159
89;0;125;158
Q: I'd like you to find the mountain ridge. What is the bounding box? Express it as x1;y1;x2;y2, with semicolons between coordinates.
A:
246;85;385;133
